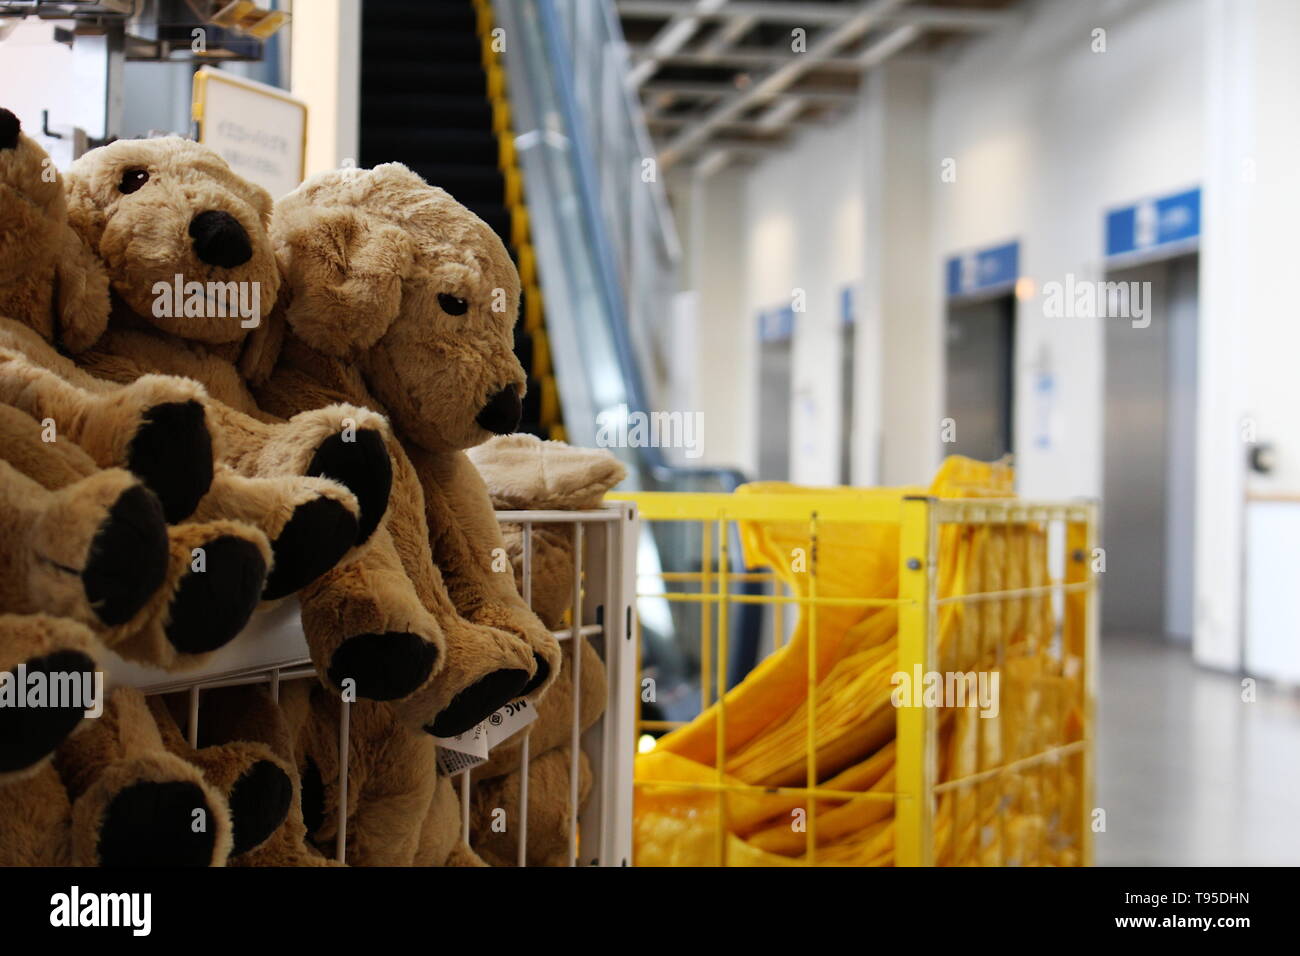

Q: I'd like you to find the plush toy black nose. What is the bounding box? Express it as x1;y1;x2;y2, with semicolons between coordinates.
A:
0;108;20;151
476;386;522;435
189;210;253;268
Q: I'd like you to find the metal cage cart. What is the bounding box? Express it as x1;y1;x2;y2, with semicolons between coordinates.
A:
620;488;1098;867
107;503;640;867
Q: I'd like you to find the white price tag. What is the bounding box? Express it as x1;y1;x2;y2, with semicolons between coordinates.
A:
485;697;537;749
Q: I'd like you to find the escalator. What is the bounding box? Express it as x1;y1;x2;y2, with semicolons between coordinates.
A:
360;0;560;440
359;0;758;720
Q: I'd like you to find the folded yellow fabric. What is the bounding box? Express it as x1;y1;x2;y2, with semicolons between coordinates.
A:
633;457;1081;867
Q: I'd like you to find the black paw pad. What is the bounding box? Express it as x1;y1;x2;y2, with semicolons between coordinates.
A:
227;759;292;856
300;757;325;839
519;653;550;696
327;631;439;702
261;496;359;600
0;650;96;774
83;484;169;626
127;400;213;523
0;108;20;151
97;781;218;867
165;535;267;654
425;668;529;739
306;429;393;545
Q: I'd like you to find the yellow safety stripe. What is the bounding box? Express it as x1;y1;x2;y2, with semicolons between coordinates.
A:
473;0;561;432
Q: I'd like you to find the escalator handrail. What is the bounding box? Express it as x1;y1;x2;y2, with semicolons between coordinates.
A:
535;0;747;490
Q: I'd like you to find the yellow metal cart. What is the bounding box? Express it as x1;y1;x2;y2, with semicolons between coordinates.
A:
617;469;1097;867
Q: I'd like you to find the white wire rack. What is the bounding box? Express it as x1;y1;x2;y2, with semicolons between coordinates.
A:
104;501;640;867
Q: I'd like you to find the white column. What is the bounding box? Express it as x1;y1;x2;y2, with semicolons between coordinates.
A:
290;0;360;175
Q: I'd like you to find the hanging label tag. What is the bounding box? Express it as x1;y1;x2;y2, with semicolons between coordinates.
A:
437;745;487;777
432;698;538;776
485;697;538;749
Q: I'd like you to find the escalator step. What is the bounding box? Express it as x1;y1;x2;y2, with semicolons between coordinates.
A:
361;93;492;130
362;30;482;63
362;62;486;96
362;128;499;166
363;1;476;32
405;163;505;203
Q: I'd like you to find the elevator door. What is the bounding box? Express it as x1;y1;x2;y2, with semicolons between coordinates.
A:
1102;255;1198;640
945;295;1016;462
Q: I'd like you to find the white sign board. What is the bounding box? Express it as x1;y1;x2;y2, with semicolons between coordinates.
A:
193;67;306;200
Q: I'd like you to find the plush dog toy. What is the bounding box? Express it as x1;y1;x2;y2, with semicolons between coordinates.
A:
465;434;624;865
260;164;564;725
0;393;274;670
0;110;387;613
0;614;236;866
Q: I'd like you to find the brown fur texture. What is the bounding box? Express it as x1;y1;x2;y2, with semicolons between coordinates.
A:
0;457;163;630
470;434;627;630
184;684;337;867
0;402;274;670
263;165;565;720
0;118;390;615
147;694;296;861
0;613;100;782
470;747;592;868
466;436;623;864
0;761;75;865
281;681;441;866
55;686;234;866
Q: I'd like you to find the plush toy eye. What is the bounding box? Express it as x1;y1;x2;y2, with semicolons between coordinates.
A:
437;293;469;316
117;168;149;194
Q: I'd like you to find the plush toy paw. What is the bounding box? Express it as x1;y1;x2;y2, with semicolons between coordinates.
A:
3;461;170;630
0;615;99;779
71;755;232;867
194;467;360;600
300;543;445;704
0;354;217;524
407;615;536;740
57;687;234;867
146;696;293;859
248;404;393;546
104;519;271;668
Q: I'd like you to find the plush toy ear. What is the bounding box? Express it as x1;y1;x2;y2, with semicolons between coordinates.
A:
237;297;286;386
51;221;109;352
276;204;416;357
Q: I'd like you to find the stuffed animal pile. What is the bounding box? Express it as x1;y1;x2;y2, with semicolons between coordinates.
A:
0;105;623;866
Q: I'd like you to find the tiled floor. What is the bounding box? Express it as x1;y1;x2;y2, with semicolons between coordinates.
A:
1097;635;1300;865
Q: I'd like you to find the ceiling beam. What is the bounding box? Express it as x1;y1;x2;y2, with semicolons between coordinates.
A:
659;0;913;168
628;0;730;88
619;1;1018;31
647;113;819;133
642;80;859;104
698;11;757;57
629;44;886;71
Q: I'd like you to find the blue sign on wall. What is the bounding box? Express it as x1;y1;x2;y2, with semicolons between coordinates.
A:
1105;187;1201;258
945;240;1020;298
758;305;795;343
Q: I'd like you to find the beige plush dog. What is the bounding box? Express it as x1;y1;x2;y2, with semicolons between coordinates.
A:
0;112;387;614
262;163;563;730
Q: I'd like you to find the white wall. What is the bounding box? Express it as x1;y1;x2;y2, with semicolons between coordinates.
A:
932;0;1205;500
681;0;1300;670
684;168;757;473
741;115;865;484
